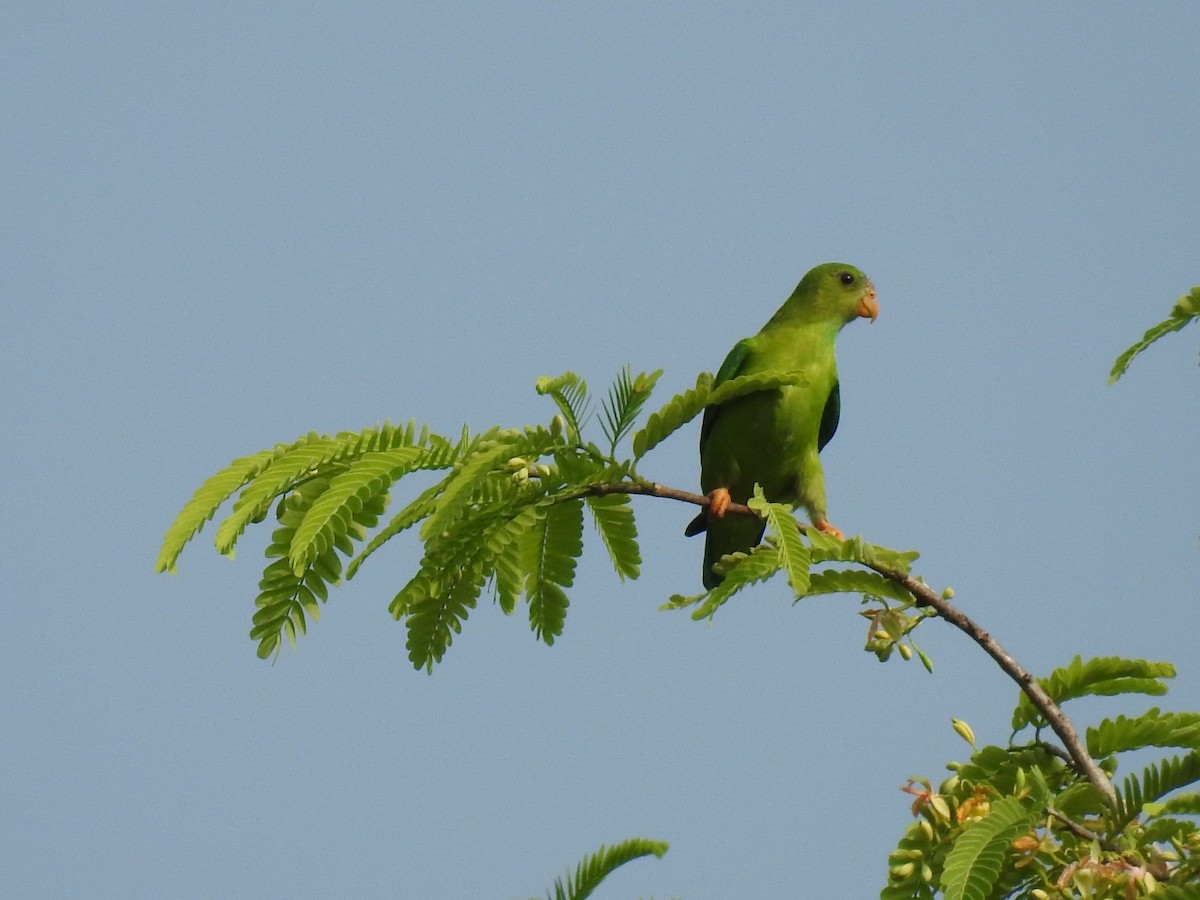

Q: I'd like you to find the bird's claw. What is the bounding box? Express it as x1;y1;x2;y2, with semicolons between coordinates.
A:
814;519;845;541
708;487;732;519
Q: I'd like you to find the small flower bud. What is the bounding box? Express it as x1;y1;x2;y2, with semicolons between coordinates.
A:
951;718;976;747
941;586;955;599
930;795;952;823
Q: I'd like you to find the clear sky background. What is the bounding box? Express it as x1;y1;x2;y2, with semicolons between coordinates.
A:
4;4;1198;898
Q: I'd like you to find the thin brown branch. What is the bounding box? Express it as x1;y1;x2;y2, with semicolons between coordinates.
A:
582;479;1119;809
1046;806;1111;847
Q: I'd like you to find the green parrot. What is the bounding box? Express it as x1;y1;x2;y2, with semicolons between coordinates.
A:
685;262;879;589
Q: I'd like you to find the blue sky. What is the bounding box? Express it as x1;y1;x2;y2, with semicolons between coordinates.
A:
3;4;1198;898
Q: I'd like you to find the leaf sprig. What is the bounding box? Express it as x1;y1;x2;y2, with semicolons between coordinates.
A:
159;366;922;667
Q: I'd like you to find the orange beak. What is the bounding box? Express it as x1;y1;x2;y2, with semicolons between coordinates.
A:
857;287;879;322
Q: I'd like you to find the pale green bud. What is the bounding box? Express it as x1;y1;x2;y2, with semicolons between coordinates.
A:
930;795;952;823
951;718;976;747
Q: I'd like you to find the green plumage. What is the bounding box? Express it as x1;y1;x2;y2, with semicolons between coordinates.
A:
688;263;878;588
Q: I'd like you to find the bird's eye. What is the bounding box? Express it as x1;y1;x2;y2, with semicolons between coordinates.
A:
839;272;855;286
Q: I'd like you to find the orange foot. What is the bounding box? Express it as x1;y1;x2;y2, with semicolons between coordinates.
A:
708;487;732;518
814;519;845;540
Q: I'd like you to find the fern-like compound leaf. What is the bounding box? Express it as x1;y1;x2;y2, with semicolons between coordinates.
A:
938;797;1034;900
806;568;916;604
1087;709;1200;757
287;446;424;575
1110;285;1200;383
632;370;713;459
633;369;808;459
1012;655;1176;732
806;528;920;575
535;371;592;441
157;444;298;573
404;566;481;672
599;366;662;455
347;474;452;579
527;498;584;645
691;544;781;620
749;487;809;597
542;837;668;900
491;504;542;613
586;493;640;581
1118;750;1200;826
214;439;348;557
419;426;562;542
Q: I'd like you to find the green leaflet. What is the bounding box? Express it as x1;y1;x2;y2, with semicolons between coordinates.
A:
599;365;662;456
938;797;1034;900
806;568;916;604
287;446;420;575
215;441;358;555
346;429;476;579
1154;883;1200;900
632;370;713;459
396;494;539;666
395;488;583;670
1110;285;1200;383
249;474;388;659
692;544;781;620
1118;750;1200;826
346;475;449;579
1087;708;1200;757
159;363;937;672
491;506;541;613
156;446;282;573
540;837;668;900
404;565;482;672
749;487;810;597
206;423;426;560
1011;655;1176;732
1147;792;1200;817
632;369;813;459
536;371;592;442
807;528;920;575
528;498;584;645
419;425;562;542
586;493;640;581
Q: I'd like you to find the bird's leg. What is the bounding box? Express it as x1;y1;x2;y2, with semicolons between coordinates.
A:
813;518;845;540
707;487;732;518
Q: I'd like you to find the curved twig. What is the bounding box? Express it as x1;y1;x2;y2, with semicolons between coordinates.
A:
578;480;1119;809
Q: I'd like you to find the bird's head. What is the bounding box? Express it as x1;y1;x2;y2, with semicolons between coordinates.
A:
779;262;879;326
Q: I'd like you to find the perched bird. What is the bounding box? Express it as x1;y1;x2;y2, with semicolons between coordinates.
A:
685;263;878;588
